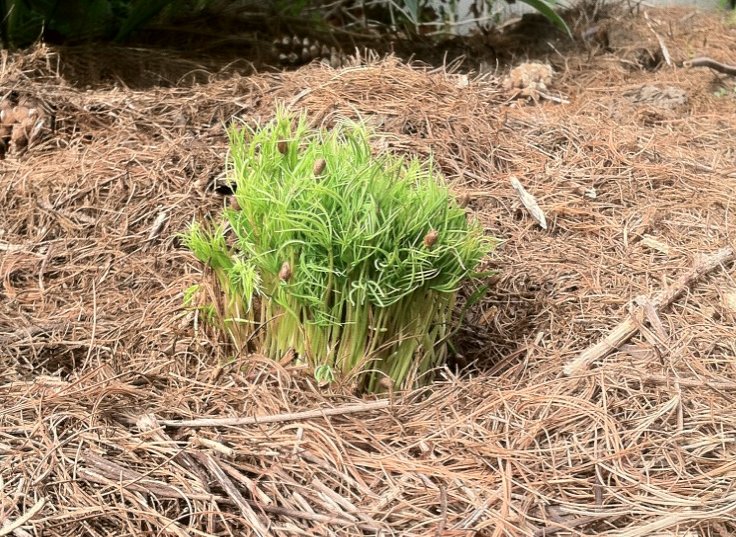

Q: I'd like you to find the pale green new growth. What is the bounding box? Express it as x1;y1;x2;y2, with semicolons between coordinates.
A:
183;109;492;392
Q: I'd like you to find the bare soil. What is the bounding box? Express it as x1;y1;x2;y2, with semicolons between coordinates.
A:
1;6;736;537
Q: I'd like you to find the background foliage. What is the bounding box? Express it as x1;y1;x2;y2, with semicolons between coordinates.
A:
0;0;571;50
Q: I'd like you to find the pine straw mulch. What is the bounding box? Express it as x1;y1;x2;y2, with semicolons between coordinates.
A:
2;6;736;537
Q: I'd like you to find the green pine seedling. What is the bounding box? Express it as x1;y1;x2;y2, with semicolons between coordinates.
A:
182;108;493;392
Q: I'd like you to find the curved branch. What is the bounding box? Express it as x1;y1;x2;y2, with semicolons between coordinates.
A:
683;57;736;76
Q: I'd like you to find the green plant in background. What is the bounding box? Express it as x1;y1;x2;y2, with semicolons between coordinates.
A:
713;84;736;98
183;109;492;393
0;0;213;48
0;0;571;51
384;0;571;37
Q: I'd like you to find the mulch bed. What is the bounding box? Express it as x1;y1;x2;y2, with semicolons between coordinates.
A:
1;6;736;536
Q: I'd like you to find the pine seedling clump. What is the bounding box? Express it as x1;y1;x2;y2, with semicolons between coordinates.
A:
184;110;492;392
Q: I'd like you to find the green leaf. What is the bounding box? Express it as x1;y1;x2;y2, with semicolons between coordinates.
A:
518;0;572;37
183;284;201;307
314;364;335;384
113;0;173;42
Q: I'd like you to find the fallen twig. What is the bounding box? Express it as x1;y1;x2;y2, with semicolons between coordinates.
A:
644;12;672;66
192;452;272;537
638;373;736;391
0;240;29;252
511;176;547;230
683;57;736;76
650;30;672;67
159;399;391;428
79;452;210;500
244;501;382;532
564;246;734;376
537;91;570;105
146;208;169;241
0;498;46;537
533;514;605;537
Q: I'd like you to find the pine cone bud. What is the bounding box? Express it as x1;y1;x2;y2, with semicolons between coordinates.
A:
313;158;326;176
279;261;292;281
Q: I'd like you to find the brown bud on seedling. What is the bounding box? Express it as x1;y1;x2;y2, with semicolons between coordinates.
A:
229;196;240;211
458;193;471;208
378;377;394;393
279;261;292;282
313;158;326;176
277;140;288;154
423;229;438;248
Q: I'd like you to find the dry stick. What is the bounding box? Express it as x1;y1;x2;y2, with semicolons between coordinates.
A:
243;502;381;532
640;373;736;391
193;452;272;537
533;514;606;537
310;477;383;531
683;57;736;77
650;29;672;66
159;400;390;428
564;246;734;376
644;12;672;66
0;498;46;537
78;453;213;501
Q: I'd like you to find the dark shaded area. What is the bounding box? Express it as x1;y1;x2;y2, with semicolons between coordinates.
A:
0;0;622;89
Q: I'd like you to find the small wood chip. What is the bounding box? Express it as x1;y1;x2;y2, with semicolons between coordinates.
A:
511;176;547;229
640;234;670;255
722;291;736;313
147;209;169;241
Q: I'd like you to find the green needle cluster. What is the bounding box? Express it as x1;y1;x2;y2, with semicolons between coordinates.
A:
183;109;492;392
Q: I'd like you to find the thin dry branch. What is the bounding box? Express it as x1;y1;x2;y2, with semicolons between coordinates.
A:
193;452;272;536
0;499;46;537
246;502;384;532
683;57;736;76
159;400;391;428
564;246;734;375
533;514;608;537
644;12;673;66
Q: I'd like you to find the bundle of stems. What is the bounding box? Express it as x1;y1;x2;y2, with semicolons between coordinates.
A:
184;109;492;392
